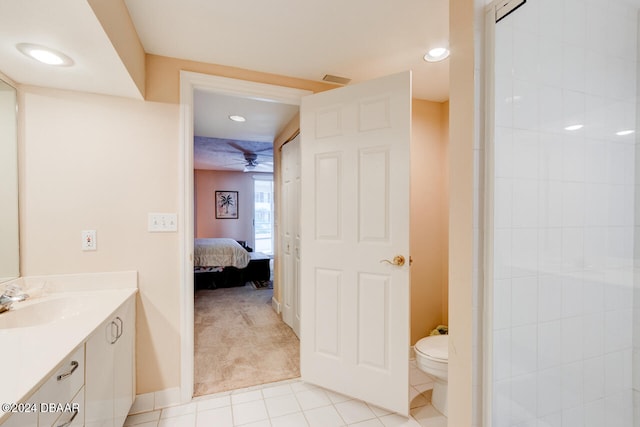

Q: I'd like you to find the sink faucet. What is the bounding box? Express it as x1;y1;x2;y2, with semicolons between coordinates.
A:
0;284;29;314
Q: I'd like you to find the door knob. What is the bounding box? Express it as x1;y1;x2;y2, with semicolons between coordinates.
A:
380;255;405;266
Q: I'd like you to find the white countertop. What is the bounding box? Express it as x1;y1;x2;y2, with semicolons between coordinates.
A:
0;272;137;423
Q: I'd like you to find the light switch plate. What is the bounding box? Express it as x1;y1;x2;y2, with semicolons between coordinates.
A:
148;213;178;232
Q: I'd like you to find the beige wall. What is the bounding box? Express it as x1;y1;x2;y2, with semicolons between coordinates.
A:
19;86;180;394
448;0;477;425
410;99;449;344
194;169;272;243
146;54;338;104
88;0;145;98
17;51;461;403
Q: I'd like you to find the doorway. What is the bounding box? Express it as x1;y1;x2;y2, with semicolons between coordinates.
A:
179;71;311;401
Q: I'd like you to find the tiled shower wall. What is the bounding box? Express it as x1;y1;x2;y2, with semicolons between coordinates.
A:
490;0;639;425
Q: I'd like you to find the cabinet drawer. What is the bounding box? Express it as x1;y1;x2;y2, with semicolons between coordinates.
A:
37;346;84;427
50;387;83;427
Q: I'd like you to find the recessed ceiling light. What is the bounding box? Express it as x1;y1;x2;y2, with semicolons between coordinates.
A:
564;124;583;131
616;129;634;136
423;47;450;62
229;115;246;122
16;43;73;66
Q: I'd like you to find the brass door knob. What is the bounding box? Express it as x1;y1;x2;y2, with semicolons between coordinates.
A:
380;255;405;266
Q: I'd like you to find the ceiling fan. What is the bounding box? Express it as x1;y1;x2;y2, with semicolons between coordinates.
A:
228;142;273;172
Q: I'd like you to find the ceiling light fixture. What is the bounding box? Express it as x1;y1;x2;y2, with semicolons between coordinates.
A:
616;129;635;136
16;43;74;66
564;124;584;131
228;115;246;122
423;47;450;62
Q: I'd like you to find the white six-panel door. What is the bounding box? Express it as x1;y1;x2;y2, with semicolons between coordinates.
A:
300;71;412;415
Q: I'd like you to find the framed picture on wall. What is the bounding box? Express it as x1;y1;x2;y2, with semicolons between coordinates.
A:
215;191;238;219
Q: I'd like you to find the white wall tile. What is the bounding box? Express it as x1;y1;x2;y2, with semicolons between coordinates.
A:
583;356;605;403
513;80;540;131
538;320;562;369
561;276;583;318
538;275;562;322
513;180;539;227
512;276;538;326
537;367;562;417
490;1;638;425
584;399;605;427
582;312;605;359
561;316;584;364
511;325;538;376
561;361;584;409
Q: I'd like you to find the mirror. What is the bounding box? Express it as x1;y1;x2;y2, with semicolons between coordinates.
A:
0;78;19;283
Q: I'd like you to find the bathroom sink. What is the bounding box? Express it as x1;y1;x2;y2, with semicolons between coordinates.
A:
0;298;86;329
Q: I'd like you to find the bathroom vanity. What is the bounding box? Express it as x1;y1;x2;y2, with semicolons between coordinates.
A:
0;272;137;427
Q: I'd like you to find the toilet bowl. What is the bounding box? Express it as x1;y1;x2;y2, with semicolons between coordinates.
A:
414;334;448;417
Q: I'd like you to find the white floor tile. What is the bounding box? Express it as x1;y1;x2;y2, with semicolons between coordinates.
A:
324;389;353;404
231;389;264;405
265;394;301;418
232;400;269;426
129;373;440;427
303;405;345;427
294;388;332;410
196;395;231;412
161;402;197;419
125;411;162;426
262;383;294;398
410;405;446;427
271;412;310;427
157;413;196;427
409;368;434;387
409;388;428;409
379;413;421;427
236;420;271;427
412;382;434;394
367;404;392;418
196;406;233;427
334;399;377;424
349;419;385;427
290;381;319;393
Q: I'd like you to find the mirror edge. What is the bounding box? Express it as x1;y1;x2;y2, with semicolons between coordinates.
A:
0;72;20;284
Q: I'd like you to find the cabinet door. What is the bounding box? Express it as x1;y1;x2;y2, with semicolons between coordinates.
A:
85;318;115;427
85;296;135;427
113;298;135;427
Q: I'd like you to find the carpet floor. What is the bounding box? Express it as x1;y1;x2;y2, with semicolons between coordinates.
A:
193;284;300;397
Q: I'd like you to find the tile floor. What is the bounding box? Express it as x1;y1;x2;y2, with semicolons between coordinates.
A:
124;361;446;427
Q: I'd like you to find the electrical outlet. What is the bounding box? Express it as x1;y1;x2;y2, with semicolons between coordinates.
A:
148;213;178;232
82;230;97;251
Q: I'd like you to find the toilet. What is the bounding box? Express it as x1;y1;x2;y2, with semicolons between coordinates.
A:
414;334;448;417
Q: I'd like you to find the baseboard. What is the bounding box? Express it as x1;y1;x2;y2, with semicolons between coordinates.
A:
272;296;281;314
129;387;182;414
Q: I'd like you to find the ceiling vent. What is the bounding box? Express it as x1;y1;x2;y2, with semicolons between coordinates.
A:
322;74;351;85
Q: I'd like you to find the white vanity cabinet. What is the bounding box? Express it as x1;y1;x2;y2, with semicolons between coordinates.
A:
1;346;84;427
85;296;135;427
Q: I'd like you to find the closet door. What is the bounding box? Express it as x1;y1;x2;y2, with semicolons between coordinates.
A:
281;135;301;337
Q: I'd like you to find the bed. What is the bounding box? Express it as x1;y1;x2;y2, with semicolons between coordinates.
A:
194;238;269;289
194;238;251;269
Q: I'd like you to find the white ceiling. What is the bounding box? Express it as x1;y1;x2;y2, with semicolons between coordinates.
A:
125;0;450;102
0;0;449;172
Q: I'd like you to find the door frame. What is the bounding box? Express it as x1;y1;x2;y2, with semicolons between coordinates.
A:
178;71;311;402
